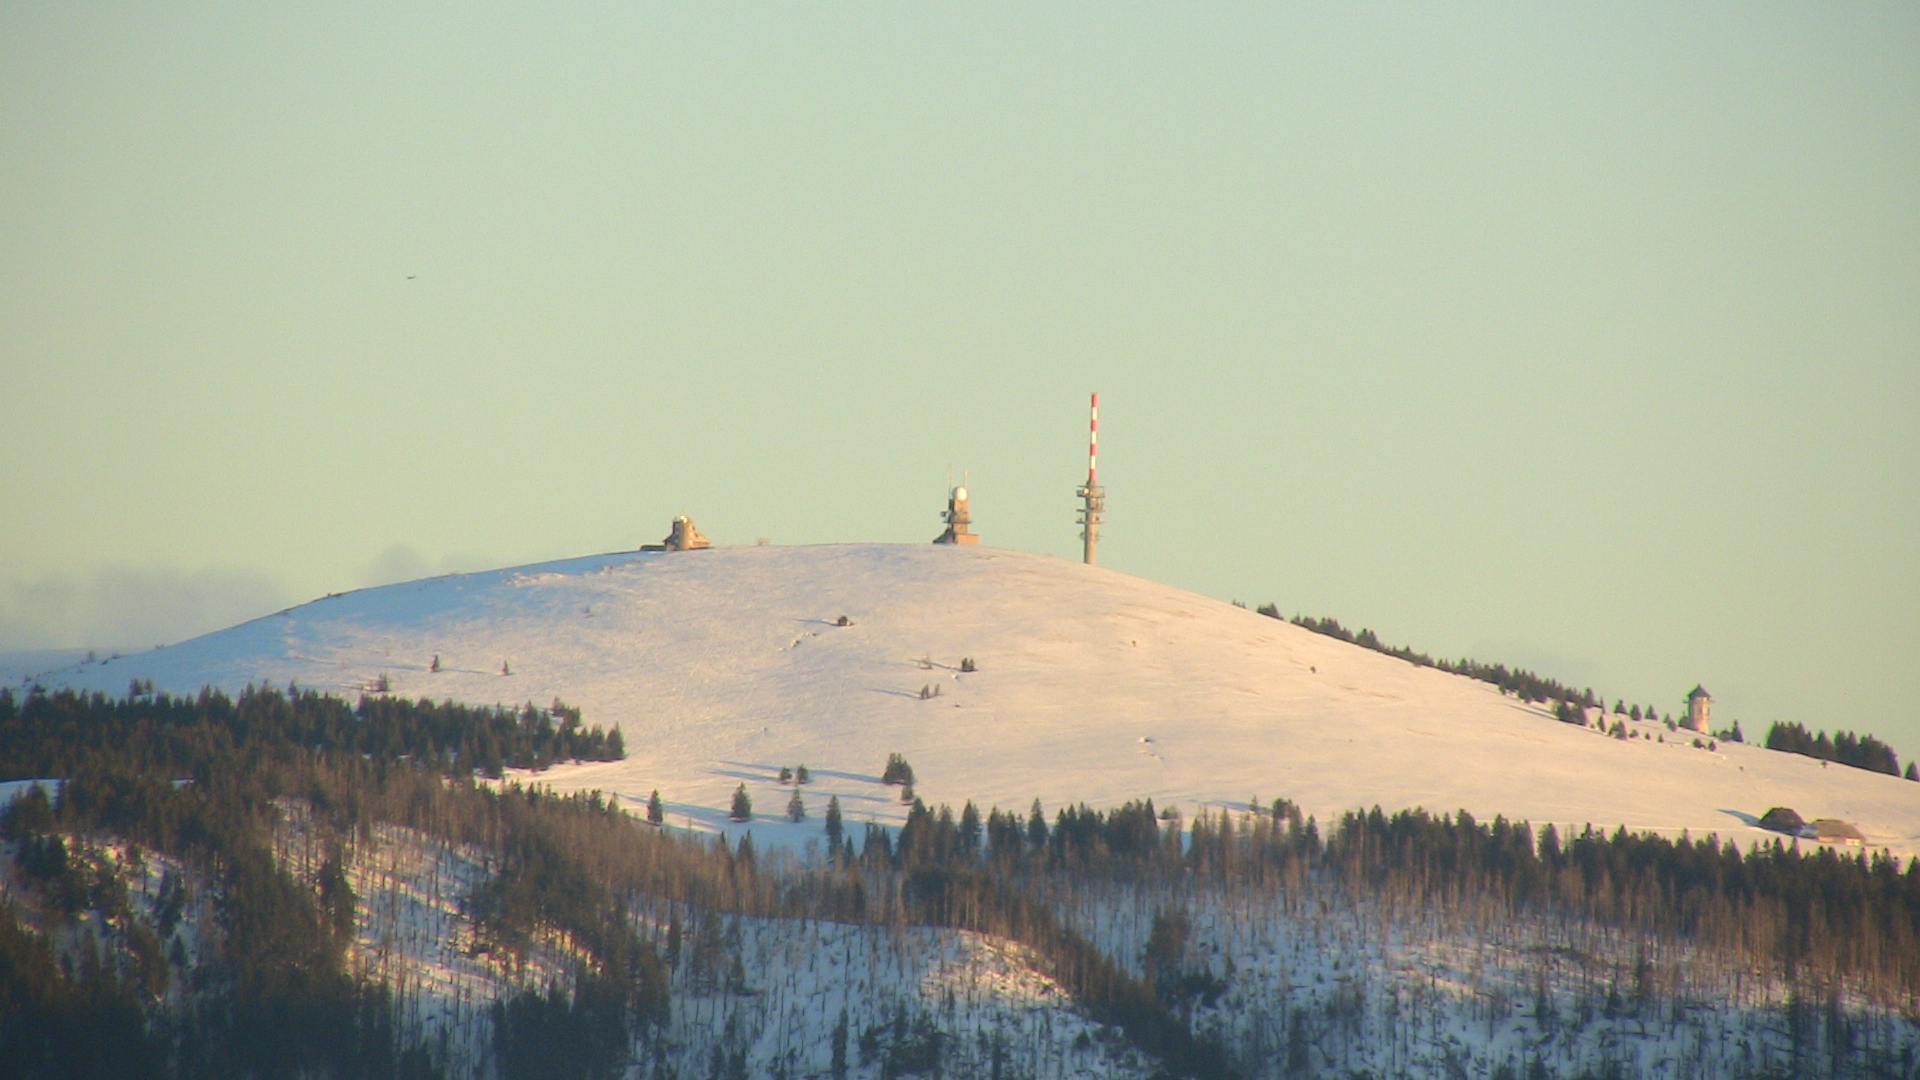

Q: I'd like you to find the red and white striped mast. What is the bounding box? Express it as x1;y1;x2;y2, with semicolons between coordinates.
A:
1076;393;1105;565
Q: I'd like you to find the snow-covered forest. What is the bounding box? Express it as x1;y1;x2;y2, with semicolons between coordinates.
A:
3;686;1916;1079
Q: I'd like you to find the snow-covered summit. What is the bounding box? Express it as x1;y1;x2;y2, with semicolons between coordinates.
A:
30;543;1920;858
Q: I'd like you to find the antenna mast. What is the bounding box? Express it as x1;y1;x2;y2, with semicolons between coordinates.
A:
1076;393;1104;565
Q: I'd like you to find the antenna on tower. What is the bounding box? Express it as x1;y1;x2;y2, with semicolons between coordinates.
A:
934;469;978;545
1076;393;1104;565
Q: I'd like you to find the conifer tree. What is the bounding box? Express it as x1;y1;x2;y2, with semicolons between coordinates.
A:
786;789;805;823
317;853;356;938
831;1010;849;1079
824;795;843;848
862;823;891;863
1027;798;1048;849
647;789;664;826
729;784;752;822
959;801;981;855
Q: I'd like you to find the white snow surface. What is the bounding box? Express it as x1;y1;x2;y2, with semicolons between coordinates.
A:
0;649;97;686
31;543;1920;859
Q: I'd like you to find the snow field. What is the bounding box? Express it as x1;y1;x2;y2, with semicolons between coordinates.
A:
32;543;1920;862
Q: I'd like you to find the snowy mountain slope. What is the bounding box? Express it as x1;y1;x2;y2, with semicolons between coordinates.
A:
31;544;1920;859
280;811;1156;1080
283;808;1914;1080
0;649;97;687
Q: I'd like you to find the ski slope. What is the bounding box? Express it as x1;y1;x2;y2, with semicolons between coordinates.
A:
28;543;1920;859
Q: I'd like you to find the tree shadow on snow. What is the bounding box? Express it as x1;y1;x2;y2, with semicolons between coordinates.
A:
712;762;786;783
801;767;884;786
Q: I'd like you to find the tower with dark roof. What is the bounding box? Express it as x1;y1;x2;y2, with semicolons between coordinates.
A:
1686;685;1712;734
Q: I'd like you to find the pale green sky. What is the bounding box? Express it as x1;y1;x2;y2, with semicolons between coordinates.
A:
3;4;1916;756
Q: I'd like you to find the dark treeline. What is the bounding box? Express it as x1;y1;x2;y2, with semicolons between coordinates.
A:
1271;609;1597;708
1;753;426;1078
0;684;620;781
0;686;628;1080
1274;610;1918;781
0;899;160;1080
851;794;1920;1009
1766;721;1905;778
1317;807;1920;1001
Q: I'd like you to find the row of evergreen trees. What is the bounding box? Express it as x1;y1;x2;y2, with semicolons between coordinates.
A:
1766;721;1911;778
1272;608;1915;782
832;793;1920;1007
1270;610;1598;708
0;684;621;782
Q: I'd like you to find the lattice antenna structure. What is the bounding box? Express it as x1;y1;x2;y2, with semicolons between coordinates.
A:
1076;393;1104;565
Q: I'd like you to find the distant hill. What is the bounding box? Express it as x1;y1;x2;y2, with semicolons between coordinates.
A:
31;543;1920;858
0;648;101;686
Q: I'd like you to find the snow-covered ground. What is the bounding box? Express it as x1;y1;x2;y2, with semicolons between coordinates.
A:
26;543;1920;860
14;801;1911;1080
1057;876;1918;1079
272;810;1156;1079
0;648;99;687
279;811;1920;1079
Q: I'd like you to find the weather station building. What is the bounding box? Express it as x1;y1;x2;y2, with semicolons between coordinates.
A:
640;516;711;552
933;486;978;545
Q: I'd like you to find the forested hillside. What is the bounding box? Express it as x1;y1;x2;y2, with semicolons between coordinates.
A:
3;686;1918;1078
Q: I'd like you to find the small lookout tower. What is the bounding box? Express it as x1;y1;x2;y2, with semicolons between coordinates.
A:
1685;685;1712;734
934;485;979;545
